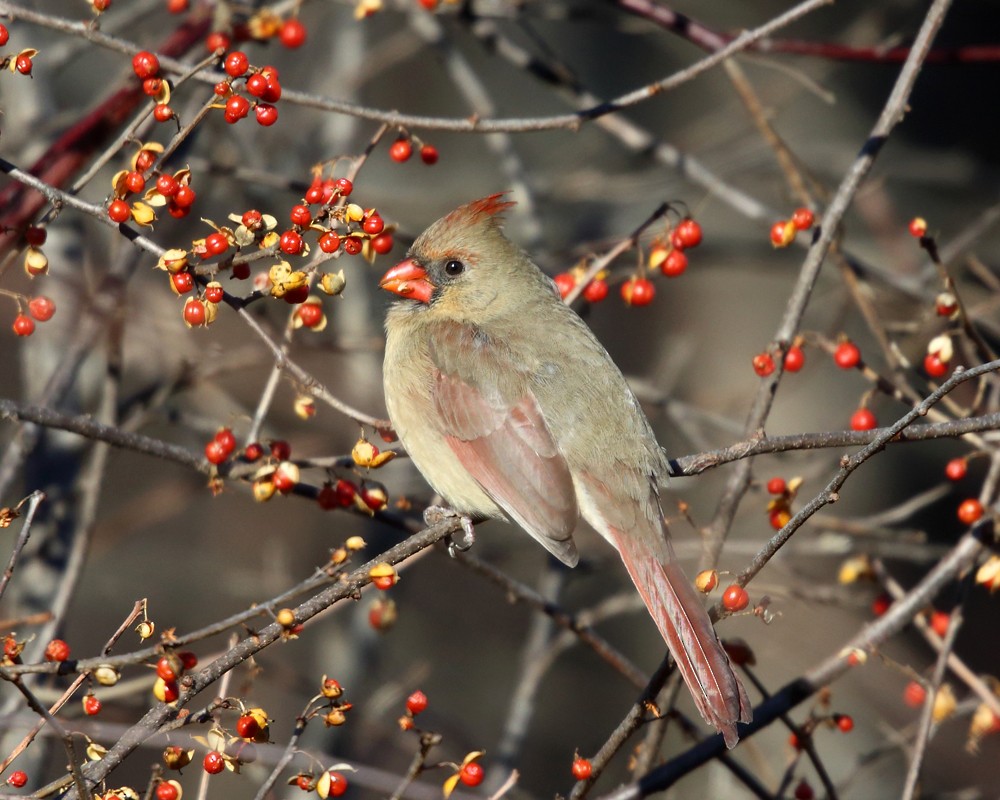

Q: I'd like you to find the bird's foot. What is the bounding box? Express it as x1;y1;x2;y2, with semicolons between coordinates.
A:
423;505;475;557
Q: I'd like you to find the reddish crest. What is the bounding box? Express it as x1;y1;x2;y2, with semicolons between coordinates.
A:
443;193;515;227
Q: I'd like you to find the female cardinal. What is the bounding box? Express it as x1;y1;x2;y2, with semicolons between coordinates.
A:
380;194;751;746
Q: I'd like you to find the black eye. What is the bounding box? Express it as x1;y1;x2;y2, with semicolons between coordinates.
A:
444;259;465;276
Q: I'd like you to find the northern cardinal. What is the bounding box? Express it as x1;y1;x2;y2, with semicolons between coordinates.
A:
379;194;751;746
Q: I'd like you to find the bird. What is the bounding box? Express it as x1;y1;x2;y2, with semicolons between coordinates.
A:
379;193;751;747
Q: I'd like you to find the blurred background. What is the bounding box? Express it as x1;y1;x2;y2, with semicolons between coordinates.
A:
2;0;1000;798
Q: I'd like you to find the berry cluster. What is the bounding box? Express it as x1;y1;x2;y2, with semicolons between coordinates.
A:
6;291;56;337
214;57;282;127
388;132;439;165
555;217;704;307
202;11;310;58
769;207;815;248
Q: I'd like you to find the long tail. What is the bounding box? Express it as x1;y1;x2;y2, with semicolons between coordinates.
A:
608;527;752;748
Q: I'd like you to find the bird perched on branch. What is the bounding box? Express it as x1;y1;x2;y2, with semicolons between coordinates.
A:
379;194;751;747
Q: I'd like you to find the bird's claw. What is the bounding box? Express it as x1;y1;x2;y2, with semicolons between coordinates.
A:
423;505;475;557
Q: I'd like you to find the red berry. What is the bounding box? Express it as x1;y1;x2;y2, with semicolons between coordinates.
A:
132;51;160;80
7;771;27;788
304;182;324;204
224;51;249;77
225;94;250;121
205;232;229;255
770;220;795;248
319;231;341;253
255;103;278;126
582;278;608;303
241;209;262;229
290;204;311;226
766;477;787;495
661;248;687;277
203;750;225;774
12;313;35;337
343;237;362;255
783;345;805;372
214;427;236;453
908;217;927;238
335;479;356;506
178;651;198;670
173;185;196;208
835;713;854;733
335;178;353;196
24;226;47;246
108;199;131;223
236;714;260;739
167;202;189;219
83;694;102;716
205;31;230;52
296;303;323;328
28;296;56;322
871;593;891;616
279;229;303;255
833;341;861;369
794;779;815;800
850;408;877;431
280;18;307;48
246;73;268;97
363;214;385;235
270;440;291;460
420;144;439;164
170;271;193;294
0;24;8;47
124;171;145;194
370;232;394;255
571;757;592;780
327;772;348;797
674;218;703;249
153;104;174;123
389;138;412;162
791;208;815;230
205;283;225;303
945;458;967;481
620;276;654;306
142;77;163;96
553;272;575;299
406;690;428;715
44;639;70;662
721;584;749;612
156;174;179;197
769;507;791;530
459;762;484;787
205;440;228;465
751;352;775;377
183;298;207;327
156;656;179;682
155;782;180;800
903;680;927;708
957;498;983;525
923;352;948;378
929;610;950;637
15;53;32;75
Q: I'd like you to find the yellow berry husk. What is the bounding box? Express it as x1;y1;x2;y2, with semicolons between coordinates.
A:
276;608;296;627
345;536;366;551
932;684;957;722
694;569;718;593
352;439;378;467
93;665;121;686
253;477;276;503
838;554;874;585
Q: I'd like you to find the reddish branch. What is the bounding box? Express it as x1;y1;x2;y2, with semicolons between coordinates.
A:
0;16;209;256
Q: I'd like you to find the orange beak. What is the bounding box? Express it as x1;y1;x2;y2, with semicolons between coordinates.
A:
379;258;435;304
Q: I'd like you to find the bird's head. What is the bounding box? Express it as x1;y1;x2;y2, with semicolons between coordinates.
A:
379;193;539;321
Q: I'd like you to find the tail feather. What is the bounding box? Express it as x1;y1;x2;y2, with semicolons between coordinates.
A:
610;528;752;748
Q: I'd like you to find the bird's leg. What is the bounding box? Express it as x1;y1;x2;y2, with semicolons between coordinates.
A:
423;505;476;557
